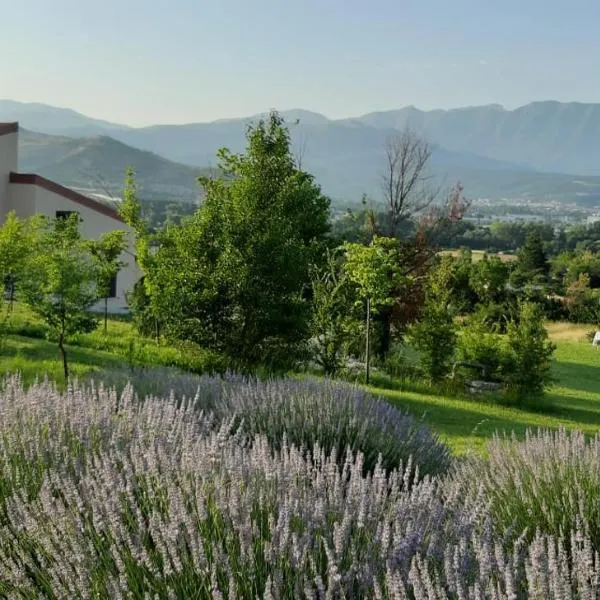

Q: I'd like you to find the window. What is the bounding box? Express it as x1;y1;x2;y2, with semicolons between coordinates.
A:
108;274;117;298
56;210;77;220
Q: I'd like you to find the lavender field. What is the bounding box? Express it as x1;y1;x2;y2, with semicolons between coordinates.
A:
0;373;598;599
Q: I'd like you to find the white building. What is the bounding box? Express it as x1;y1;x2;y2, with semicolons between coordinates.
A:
0;122;139;313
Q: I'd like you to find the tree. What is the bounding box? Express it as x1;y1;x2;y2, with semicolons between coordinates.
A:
407;256;457;383
21;215;99;380
469;254;510;305
516;229;549;282
505;301;556;401
148;112;331;370
117;168;162;342
88;230;127;333
344;236;407;384
382;128;435;238
309;249;358;375
0;211;43;312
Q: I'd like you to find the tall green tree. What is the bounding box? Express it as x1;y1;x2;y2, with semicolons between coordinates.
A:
516;229;549;281
150;112;330;370
309;248;358;375
407;256;457;383
117;168;162;341
505;301;556;401
344;236;406;383
0;211;43;312
22;215;99;380
88;230;128;333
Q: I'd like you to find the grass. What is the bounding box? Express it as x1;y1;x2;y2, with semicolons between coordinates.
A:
2;303;600;457
376;321;600;454
0;303;225;385
439;249;518;263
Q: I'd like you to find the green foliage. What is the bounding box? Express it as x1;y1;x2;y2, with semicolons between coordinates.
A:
88;230;128;331
148;112;330;371
308;249;358;375
514;229;550;284
343;236;406;311
407;257;457;383
0;212;43;310
456;309;511;382
505;301;556;401
21;215;99;379
469;254;510;305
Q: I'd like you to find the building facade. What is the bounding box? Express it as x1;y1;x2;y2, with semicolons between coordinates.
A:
0;122;139;313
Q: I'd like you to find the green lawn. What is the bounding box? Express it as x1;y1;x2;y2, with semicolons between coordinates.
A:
376;323;600;454
0;303;224;385
1;304;600;457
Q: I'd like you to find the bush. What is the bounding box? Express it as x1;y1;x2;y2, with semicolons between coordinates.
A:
89;369;451;478
504;301;556;401
456;310;512;382
452;428;600;551
2;378;600;597
407;258;457;383
215;377;452;477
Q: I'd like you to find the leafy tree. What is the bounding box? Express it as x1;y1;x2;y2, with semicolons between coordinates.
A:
505;301;556;401
344;236;406;383
0;211;43;312
22;215;99;380
88;231;127;333
117;168;162;341
469;254;510;305
515;229;549;282
309;249;358;375
149;112;330;370
407;256;457;383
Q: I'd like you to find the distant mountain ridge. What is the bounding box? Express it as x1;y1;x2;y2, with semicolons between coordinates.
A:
18;129;205;203
4;99;600;206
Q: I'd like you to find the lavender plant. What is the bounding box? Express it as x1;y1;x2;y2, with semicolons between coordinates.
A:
452;428;600;550
213;377;452;477
89;368;452;477
1;378;600;597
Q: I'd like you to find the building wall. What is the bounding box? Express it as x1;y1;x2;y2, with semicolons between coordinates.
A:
10;183;140;313
0;131;18;217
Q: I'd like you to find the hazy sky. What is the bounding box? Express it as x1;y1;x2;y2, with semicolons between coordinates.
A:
3;0;600;126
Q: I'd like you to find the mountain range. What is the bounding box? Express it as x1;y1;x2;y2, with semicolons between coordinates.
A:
3;99;600;207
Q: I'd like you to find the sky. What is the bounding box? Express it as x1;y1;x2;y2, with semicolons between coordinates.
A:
2;0;600;126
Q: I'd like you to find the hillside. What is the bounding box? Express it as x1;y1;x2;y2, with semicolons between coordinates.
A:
18;130;205;203
351;101;600;175
0;99;130;136
6;100;600;206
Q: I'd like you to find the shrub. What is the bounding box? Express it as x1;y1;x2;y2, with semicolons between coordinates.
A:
407;257;457;383
505;301;556;401
2;378;600;597
215;377;452;477
456;310;512;382
451;428;600;551
88;369;451;478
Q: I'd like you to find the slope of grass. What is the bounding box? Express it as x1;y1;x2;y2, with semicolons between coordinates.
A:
0;303;225;385
2;304;599;456
376;321;600;454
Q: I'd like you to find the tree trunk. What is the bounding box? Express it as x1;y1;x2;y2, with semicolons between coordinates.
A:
104;297;108;334
365;296;371;385
8;281;14;314
376;306;393;360
155;317;160;345
58;334;69;382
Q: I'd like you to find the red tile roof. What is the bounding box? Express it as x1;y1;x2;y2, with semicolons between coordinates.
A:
9;172;124;222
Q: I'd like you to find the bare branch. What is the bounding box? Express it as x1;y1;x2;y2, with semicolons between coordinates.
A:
381;127;436;237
